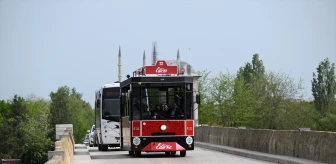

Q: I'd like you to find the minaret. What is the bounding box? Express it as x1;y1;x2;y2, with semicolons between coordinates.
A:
177;49;180;61
152;42;157;65
118;46;122;82
143;50;146;67
177;49;180;74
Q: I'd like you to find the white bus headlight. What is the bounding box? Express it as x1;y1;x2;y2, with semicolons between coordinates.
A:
160;124;167;131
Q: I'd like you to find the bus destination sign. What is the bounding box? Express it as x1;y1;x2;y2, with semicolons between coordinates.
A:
145;60;178;75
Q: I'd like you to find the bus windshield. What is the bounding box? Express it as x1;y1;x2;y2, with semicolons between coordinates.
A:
130;83;193;120
102;99;120;121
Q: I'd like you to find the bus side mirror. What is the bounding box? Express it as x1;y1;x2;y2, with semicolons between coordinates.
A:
196;94;201;104
96;100;100;108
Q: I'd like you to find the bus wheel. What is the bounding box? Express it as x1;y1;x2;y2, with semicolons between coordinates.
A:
135;151;141;157
180;150;186;157
165;152;170;156
171;151;176;156
128;151;134;155
102;144;108;151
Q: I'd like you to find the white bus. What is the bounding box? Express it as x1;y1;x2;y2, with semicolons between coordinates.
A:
95;83;121;151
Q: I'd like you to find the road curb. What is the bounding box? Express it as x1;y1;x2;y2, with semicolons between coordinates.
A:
194;142;325;164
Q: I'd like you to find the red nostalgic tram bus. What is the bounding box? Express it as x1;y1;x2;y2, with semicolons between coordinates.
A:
119;60;200;157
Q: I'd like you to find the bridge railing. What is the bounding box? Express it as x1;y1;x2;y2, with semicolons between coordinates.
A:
45;124;74;164
195;125;336;164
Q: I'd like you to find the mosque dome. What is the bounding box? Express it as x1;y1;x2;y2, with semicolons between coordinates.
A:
166;59;199;76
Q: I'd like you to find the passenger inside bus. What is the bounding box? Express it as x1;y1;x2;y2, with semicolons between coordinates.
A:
168;103;183;119
151;104;161;119
150;103;184;120
153;104;161;114
161;104;169;117
154;103;168;119
133;98;151;120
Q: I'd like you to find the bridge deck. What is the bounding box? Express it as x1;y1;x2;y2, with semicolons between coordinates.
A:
73;142;324;164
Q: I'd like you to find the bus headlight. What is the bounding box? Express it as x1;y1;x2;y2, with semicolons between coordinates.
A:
160;124;167;131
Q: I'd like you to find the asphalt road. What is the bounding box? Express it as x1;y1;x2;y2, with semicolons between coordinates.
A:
88;146;275;164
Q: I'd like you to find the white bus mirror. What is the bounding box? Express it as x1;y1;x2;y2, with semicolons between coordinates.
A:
96;100;100;107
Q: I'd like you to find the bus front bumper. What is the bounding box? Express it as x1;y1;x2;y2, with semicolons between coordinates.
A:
131;136;194;152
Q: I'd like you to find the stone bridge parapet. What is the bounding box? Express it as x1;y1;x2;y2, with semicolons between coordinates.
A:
195;126;336;164
45;124;74;164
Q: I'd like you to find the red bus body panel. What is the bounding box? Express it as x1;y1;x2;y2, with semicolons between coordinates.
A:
132;120;194;137
132;121;141;136
131;120;194;152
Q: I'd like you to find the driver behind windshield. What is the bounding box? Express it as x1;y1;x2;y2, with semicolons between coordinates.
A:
133;98;151;120
168;103;182;119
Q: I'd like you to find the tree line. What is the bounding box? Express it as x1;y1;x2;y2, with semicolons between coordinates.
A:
0;86;93;164
198;54;336;132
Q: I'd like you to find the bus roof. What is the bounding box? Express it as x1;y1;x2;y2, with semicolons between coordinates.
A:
120;76;194;88
102;83;120;88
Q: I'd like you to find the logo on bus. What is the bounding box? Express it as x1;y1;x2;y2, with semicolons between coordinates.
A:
186;136;193;144
156;143;172;150
133;137;141;146
156;67;168;73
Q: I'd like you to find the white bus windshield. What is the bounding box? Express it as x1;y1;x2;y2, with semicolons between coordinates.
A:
102;99;120;121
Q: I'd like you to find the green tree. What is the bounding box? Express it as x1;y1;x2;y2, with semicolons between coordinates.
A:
229;54;315;130
49;86;71;127
259;71;316;130
48;86;94;143
21;95;53;164
237;53;266;86
276;100;319;130
197;70;216;125
0;95;53;163
231;76;257;127
0;95;29;159
209;72;235;126
232;54;266;128
0;100;10;159
0;100;9;129
318;113;336;131
312;58;336;117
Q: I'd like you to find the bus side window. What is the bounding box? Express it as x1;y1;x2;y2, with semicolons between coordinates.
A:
121;93;128;117
124;92;130;117
125;95;129;116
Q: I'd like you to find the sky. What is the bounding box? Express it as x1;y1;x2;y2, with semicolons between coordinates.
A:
1;0;335;107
